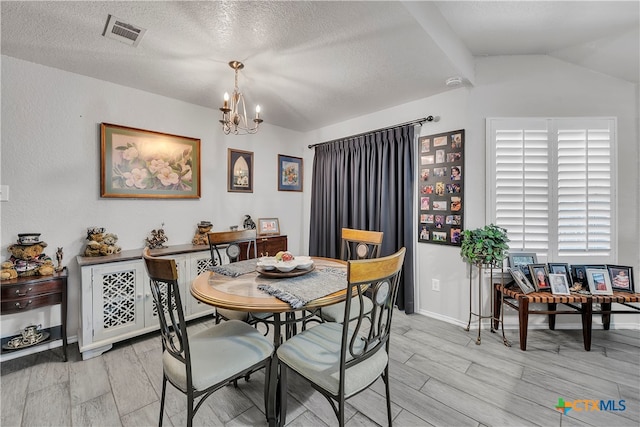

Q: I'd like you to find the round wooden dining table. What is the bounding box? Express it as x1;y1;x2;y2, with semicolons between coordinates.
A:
190;256;348;427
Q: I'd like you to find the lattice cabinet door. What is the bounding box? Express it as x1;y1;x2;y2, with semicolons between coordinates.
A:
92;261;146;343
143;255;188;327
186;251;216;316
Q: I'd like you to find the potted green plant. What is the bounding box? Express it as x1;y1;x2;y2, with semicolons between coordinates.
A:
460;224;509;266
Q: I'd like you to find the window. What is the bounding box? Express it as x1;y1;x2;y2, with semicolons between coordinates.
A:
487;118;616;262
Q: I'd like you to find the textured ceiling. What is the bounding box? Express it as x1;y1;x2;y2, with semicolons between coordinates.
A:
1;1;638;132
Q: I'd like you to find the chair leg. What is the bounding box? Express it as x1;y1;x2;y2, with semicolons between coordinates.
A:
383;367;392;426
215;311;221;324
187;391;194;427
279;365;288;426
159;376;167;427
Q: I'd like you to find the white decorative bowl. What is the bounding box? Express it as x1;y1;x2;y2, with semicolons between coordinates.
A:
295;259;314;270
275;262;296;273
257;260;276;271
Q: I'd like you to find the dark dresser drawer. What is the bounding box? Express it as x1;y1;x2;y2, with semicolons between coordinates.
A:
1;293;63;314
1;278;63;300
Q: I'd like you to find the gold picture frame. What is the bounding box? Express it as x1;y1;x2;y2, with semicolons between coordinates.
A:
100;123;201;199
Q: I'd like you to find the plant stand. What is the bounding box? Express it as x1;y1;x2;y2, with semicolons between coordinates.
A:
465;262;511;346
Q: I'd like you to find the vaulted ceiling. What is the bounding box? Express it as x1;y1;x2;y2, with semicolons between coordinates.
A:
2;1;638;132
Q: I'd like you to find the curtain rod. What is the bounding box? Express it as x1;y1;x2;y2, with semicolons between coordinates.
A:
307;116;436;149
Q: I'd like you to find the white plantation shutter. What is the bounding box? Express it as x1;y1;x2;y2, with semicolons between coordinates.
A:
488;118;615;262
556;119;613;256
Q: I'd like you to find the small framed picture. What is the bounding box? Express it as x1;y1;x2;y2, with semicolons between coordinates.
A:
549;273;571;295
508;267;535;294
529;264;550;291
571;265;588;287
257;218;280;236
228;148;253;193
508;252;538;269
586;268;613;295
607;265;634;292
548;263;571;288
277;154;303;192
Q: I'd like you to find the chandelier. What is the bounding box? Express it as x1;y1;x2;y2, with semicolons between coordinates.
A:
219;61;263;135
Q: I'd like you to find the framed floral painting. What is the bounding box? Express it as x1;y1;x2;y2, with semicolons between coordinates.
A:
278;154;303;192
100;123;200;198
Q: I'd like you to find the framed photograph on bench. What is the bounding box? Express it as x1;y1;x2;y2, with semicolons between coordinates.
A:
529;264;550;292
508;252;537;280
548;263;571;288
508;267;535;294
571;265;588;288
549;273;571;295
586;268;613;295
607;265;634;293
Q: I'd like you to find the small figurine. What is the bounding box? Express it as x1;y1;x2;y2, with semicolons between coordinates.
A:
146;223;168;249
55;247;64;272
84;227;121;257
192;221;213;245
243;215;256;230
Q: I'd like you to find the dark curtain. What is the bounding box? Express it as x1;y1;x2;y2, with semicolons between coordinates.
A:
309;124;415;313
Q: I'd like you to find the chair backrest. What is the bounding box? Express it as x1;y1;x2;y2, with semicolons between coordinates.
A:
207;229;258;265
142;248;193;388
340;247;406;374
340;228;384;261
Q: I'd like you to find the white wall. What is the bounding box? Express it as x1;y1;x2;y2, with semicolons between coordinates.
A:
305;55;639;329
1;56;307;339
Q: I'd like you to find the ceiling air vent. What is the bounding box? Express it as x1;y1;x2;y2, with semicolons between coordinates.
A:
103;15;146;47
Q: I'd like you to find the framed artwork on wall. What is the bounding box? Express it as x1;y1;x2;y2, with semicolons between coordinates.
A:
228;148;254;193
418;130;464;246
100;123;201;199
278;154;303;192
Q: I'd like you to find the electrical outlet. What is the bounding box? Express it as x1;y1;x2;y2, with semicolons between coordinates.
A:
432;279;440;291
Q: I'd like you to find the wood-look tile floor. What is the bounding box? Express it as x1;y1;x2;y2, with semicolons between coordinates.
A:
2;310;639;426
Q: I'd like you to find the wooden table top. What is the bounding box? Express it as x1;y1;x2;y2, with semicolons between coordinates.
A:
191;257;348;313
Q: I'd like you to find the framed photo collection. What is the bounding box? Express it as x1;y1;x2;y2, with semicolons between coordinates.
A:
418;129;464;246
503;255;636;295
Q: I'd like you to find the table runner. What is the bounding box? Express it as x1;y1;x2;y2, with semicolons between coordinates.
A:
210;259;258;277
257;267;347;309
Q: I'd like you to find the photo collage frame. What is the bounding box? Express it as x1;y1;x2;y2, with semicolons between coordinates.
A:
418;129;464;246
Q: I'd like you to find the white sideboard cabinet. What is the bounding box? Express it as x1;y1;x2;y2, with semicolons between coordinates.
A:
77;244;218;360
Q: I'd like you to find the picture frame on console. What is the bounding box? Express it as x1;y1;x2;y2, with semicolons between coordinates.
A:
607;265;634;292
100;123;201;199
586;268;613;295
258;218;280;236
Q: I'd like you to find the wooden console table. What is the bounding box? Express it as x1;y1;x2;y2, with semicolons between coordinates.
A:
494;283;640;351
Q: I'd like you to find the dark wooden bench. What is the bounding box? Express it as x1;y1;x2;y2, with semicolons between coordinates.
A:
494;284;640;351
